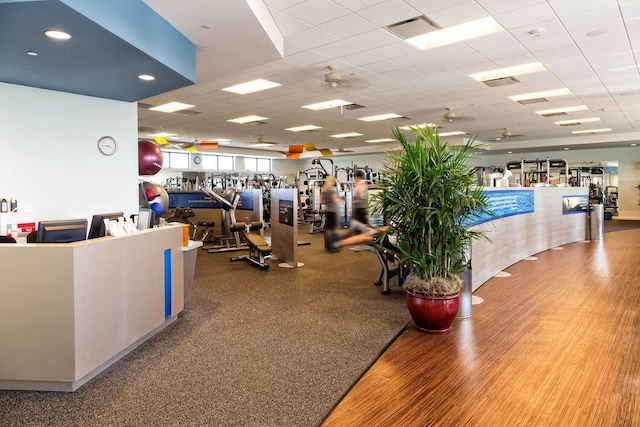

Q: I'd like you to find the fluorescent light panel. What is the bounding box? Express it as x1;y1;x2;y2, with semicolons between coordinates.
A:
572;128;612;134
406;17;504;50
554;117;601;125
330;132;363;138
150;132;178;137
399;123;435;130
535;105;588;115
227;115;268;124
508;88;571;102
470;62;545;82
358;113;402;122
149;102;195;113
366;138;395;143
439;131;467;137
302;99;352;110
222;79;281;94
285;125;322;132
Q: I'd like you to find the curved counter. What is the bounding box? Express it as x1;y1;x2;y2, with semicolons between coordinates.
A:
470;187;588;291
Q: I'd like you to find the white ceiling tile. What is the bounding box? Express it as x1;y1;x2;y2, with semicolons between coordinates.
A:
318;13;378;38
356;0;422;26
331;0;387;13
425;43;476;60
548;0;618;17
424;1;491;27
495;3;558;30
286;26;341;49
558;5;621;31
464;31;519;51
283;0;351;25
476;0;546;16
314;40;364;58
479;44;531;62
347;28;400;49
271;10;311;36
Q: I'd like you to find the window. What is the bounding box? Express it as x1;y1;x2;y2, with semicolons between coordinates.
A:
245;157;271;172
218;155;234;170
201;154;218;170
163;151;189;169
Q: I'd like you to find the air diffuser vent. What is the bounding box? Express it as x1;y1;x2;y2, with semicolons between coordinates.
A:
344;103;366;110
540;112;568;118
247;121;268;126
516;98;549;105
558;122;582;127
482;77;520;87
386;16;441;39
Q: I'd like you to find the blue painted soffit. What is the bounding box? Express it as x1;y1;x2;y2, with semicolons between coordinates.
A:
0;0;196;102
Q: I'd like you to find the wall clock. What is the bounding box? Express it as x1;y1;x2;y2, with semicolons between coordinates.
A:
193;155;201;165
98;136;118;156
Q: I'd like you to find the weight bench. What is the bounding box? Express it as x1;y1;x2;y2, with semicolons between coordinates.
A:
366;237;404;295
230;221;271;269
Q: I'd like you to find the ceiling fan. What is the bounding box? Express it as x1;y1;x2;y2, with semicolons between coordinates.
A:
251;135;278;146
497;128;526;140
324;65;345;88
441;107;474;123
334;145;355;154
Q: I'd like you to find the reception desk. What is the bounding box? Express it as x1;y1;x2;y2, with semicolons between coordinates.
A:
470;187;588;291
0;225;185;392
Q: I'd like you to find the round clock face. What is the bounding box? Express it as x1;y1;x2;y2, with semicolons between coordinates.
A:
193;155;201;165
98;136;117;156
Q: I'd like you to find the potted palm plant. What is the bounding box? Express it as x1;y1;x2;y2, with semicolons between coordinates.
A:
372;125;492;333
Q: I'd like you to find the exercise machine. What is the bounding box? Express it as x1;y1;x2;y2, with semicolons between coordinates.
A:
366;236;404;295
230;219;271;269
201;187;245;252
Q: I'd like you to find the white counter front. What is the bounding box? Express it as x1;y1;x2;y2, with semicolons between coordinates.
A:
0;225;185;392
470;187;588;291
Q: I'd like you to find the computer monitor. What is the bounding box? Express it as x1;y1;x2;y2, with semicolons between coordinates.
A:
87;212;124;239
36;218;88;243
137;207;155;230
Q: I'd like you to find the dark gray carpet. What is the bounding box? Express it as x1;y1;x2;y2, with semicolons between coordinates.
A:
0;232;410;427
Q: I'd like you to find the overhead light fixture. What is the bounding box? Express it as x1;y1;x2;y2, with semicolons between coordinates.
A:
286;125;322;132
439;131;467;137
555;117;601;126
399;123;436;130
358;113;403;122
44;30;71;40
227;115;268;124
535;105;588;116
405;17;504;50
150;132;178;138
302;99;352;110
330;132;363;138
138;74;156;81
366;138;395;143
470;62;545;82
222;79;281;95
508;88;572;104
26;51;38;56
149;102;195;113
571;128;612;134
249;142;275;147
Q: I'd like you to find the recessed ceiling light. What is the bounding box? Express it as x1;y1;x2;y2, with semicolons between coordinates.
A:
26;51;38;56
44;30;71;40
406;17;504;50
555;117;601;126
535;105;588;116
150;132;178;138
365;138;395;143
631;143;637;146
358;113;403;122
285;125;322;132
439;131;467;137
587;29;608;37
564;147;570;150
227;115;268;124
470;62;545;82
149;102;195;113
399;123;435;130
222;79;281;95
571;128;612;134
508;88;571;102
302;99;352;110
138;74;155;81
330;132;363;138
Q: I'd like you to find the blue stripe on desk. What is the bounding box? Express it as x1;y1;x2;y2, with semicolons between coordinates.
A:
164;249;172;318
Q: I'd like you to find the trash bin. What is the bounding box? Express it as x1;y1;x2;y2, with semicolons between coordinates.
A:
589;204;604;241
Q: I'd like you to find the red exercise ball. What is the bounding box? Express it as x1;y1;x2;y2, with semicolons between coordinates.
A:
138;140;163;176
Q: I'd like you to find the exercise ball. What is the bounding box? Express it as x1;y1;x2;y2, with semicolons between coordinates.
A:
138;140;163;176
145;187;158;202
150;202;165;215
142;181;168;213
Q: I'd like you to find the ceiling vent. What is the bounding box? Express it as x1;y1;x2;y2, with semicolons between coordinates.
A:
558;122;582;127
344;103;366;110
539;112;568;118
386;16;441;39
482;77;520;87
247;120;268;126
516;97;548;105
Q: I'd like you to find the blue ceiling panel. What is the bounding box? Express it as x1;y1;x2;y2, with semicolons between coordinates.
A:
0;0;196;102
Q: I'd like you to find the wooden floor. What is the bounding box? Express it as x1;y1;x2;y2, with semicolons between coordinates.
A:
321;227;640;427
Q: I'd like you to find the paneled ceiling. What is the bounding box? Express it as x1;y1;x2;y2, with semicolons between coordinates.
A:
4;0;640;157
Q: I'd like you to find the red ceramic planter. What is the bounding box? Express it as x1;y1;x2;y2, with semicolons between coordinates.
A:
406;290;460;334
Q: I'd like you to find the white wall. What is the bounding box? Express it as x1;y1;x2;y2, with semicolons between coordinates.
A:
0;82;139;223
